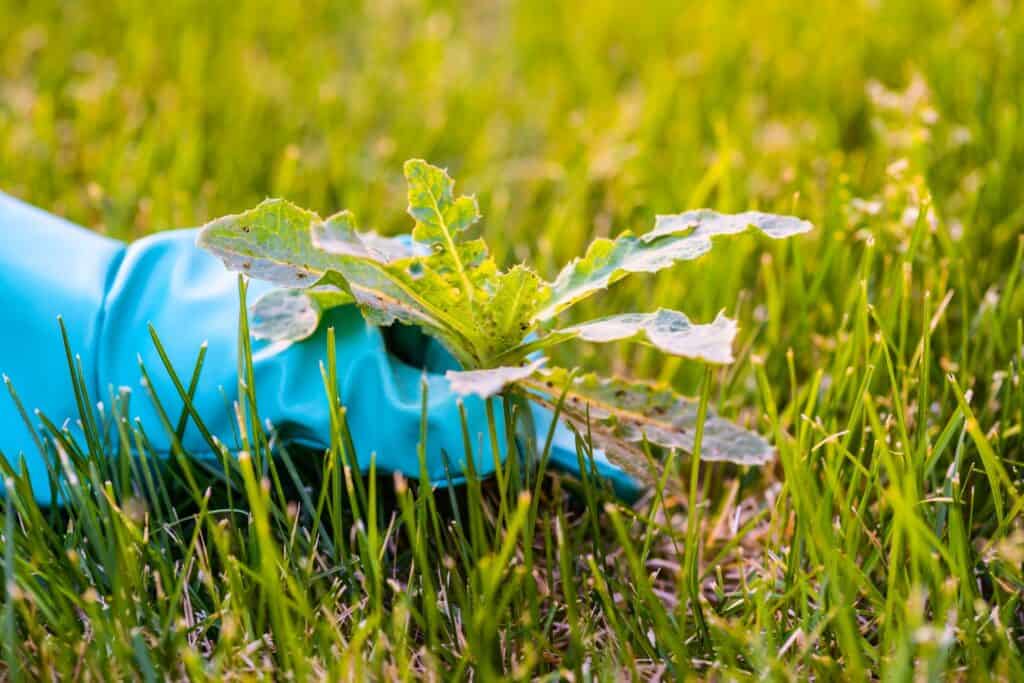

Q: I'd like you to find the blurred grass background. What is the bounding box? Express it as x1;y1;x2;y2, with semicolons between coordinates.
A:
2;0;1024;678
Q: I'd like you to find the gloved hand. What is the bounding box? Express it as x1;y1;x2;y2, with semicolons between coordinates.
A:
0;191;642;506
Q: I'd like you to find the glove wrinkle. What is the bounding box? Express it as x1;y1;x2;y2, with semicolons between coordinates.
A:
92;244;128;427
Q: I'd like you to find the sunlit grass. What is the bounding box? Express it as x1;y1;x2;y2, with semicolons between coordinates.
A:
1;0;1023;678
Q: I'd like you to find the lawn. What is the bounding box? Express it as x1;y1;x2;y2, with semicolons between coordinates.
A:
1;0;1023;679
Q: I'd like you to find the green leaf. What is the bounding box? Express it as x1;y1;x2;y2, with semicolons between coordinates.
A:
199;199;423;285
520;368;773;486
535;209;812;322
196;198;334;287
400;161;550;363
404;159;480;245
250;288;354;343
486;266;551;353
404;159;481;307
419;238;495;285
404;241;548;363
556;309;737;364
446;360;546;398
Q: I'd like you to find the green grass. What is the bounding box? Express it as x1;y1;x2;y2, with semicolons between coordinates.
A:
2;0;1024;679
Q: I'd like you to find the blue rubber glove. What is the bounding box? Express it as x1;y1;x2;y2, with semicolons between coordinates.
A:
0;191;642;506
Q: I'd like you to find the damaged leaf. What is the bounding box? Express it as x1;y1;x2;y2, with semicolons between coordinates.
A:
197;198;334;286
552;309;737;364
521;368;773;473
446;360;546;399
535;209;812;322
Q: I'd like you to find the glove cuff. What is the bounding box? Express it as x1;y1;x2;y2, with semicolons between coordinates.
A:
0;192;126;503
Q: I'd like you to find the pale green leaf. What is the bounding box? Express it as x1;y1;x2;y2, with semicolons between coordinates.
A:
496;309;735;366
484;266;551;355
446;359;546;398
197;198;332;287
535;209;812;322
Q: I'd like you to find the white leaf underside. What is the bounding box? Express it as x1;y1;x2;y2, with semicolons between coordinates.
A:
647;209;813;243
446;360;546;398
558;309;738;364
